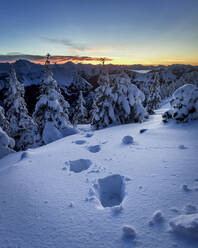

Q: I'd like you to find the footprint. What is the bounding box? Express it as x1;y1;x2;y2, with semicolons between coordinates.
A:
97;174;125;208
67;159;92;173
85;133;94;138
140;128;148;134
87;145;101;153
74;140;86;145
178;145;188;150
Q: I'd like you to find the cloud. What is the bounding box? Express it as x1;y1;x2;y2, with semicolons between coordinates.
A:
0;54;113;64
43;37;87;52
42;37;114;53
5;52;25;56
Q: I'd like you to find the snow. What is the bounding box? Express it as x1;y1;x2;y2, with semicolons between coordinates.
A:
0;102;198;248
97;174;125;208
149;210;164;225
169;214;198;240
0;127;15;159
67;159;92;173
163;84;198;123
42;121;63;144
184;204;197;214
122;225;136;239
122;135;134;144
87;145;101;153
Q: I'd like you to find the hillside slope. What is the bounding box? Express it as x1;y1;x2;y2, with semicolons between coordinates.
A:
0;103;198;248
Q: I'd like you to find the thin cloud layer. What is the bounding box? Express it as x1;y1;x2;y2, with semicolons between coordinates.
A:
0;54;113;64
43;37;87;52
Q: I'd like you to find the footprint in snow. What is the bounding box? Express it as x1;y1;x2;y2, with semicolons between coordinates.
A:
96;174;125;208
87;145;101;153
73;140;86;145
139;128;148;134
85;133;94;138
178;144;188;150
182;184;191;192
66;159;92;173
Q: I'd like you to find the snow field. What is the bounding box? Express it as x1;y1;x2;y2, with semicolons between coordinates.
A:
0;103;198;248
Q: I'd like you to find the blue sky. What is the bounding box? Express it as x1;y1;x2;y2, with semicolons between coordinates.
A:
0;0;198;64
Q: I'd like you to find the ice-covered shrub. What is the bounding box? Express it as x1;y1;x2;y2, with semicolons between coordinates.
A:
162;84;198;123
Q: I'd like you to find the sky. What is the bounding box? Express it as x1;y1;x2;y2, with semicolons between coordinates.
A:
0;0;198;65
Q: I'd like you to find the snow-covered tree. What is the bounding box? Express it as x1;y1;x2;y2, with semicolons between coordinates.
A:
147;72;162;114
0;127;15;159
33;66;76;145
72;91;88;126
113;72;148;124
92;71;148;129
0;106;10;134
92;71;117;129
162;84;198;123
4;65;40;151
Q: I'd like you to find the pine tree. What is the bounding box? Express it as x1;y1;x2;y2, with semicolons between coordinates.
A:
92;70;117;129
147;72;162;114
92;71;147;129
33;58;75;144
72;91;88;126
113;71;147;124
4;65;40;151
